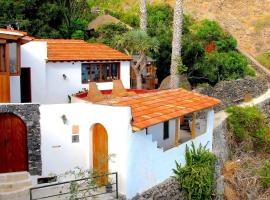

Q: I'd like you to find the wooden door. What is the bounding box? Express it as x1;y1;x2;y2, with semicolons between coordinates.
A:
0;113;28;173
20;68;32;103
92;123;108;185
0;44;10;103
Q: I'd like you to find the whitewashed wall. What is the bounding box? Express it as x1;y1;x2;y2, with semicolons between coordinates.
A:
45;61;130;104
126;110;214;198
39;103;132;195
19;41;131;104
10;76;21;103
149;119;179;151
21;41;47;103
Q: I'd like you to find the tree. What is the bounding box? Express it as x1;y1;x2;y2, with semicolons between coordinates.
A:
139;0;147;89
170;0;184;88
140;0;147;32
113;30;159;89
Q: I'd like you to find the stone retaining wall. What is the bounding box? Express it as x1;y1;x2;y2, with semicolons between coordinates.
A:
0;104;41;175
195;77;268;111
131;178;184;200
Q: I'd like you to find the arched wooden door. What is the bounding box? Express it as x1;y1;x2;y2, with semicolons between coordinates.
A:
92;123;108;184
0;113;28;173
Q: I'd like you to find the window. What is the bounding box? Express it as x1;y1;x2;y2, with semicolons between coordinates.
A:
163;121;169;140
72;125;80;143
9;43;20;75
0;45;6;73
81;63;120;83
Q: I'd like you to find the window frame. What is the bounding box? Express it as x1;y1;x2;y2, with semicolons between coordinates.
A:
163;121;169;140
0;44;7;75
81;62;121;83
9;42;21;76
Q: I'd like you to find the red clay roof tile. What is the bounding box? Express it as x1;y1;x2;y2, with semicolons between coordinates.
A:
99;88;220;130
34;39;131;62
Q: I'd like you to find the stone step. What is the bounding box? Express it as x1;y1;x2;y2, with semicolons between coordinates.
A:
0;179;32;192
0;186;31;200
0;171;29;183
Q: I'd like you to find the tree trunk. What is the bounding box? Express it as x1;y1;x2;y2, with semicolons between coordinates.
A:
139;0;148;90
135;71;143;89
140;0;147;32
170;0;183;89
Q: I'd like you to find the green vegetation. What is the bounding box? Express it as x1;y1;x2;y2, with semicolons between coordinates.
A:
182;19;255;85
259;160;270;188
96;23;129;46
0;0;94;39
173;143;216;200
0;1;255;86
226;106;270;152
257;51;270;69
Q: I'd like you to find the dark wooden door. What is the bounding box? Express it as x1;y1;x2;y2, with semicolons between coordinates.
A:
0;113;28;173
20;68;31;103
93;123;108;185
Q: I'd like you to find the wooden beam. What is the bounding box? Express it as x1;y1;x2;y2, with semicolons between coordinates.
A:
0;39;6;44
175;117;180;147
0;33;21;41
191;112;196;139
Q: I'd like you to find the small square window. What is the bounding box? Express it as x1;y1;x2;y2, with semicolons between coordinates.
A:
72;135;79;143
72;125;79;135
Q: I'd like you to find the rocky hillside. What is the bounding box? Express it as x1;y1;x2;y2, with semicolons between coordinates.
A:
181;0;270;57
119;0;270;57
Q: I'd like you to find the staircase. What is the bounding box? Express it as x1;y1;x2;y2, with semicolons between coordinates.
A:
0;171;32;200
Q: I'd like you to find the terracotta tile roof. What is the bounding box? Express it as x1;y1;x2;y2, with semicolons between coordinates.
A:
34;39;132;62
100;88;221;130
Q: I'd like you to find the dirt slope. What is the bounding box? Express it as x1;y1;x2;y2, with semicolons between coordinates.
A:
177;0;270;56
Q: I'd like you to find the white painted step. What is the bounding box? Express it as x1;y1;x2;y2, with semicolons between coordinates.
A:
0;171;29;183
0;179;32;192
0;185;31;200
0;172;32;200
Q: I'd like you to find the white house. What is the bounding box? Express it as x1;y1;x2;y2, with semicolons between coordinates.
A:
0;88;220;199
10;39;131;104
40;88;220;198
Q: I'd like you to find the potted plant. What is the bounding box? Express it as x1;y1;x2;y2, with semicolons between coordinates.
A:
105;178;113;193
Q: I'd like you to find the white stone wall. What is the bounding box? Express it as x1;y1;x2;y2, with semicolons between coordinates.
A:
126;110;214;198
39;103;132;195
149;119;179;151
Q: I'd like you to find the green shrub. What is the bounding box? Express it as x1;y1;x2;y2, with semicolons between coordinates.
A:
226;106;270;151
259;160;270;188
173;143;216;200
216;35;237;52
191;19;225;42
194;51;250;84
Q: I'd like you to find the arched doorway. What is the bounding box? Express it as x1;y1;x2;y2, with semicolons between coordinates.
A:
0;113;28;173
92;123;108;184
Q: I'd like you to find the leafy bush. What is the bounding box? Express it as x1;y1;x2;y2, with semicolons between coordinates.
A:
193;51;252;84
173;143;216;200
216;35;237;52
259;160;270;188
226;106;270;151
96;22;129;46
190;19;225;43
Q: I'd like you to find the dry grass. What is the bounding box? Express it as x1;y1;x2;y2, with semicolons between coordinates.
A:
224;131;270;200
225;155;270;200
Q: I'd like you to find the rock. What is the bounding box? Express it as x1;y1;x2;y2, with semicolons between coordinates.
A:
195;77;268;112
159;75;191;90
131;178;185;200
